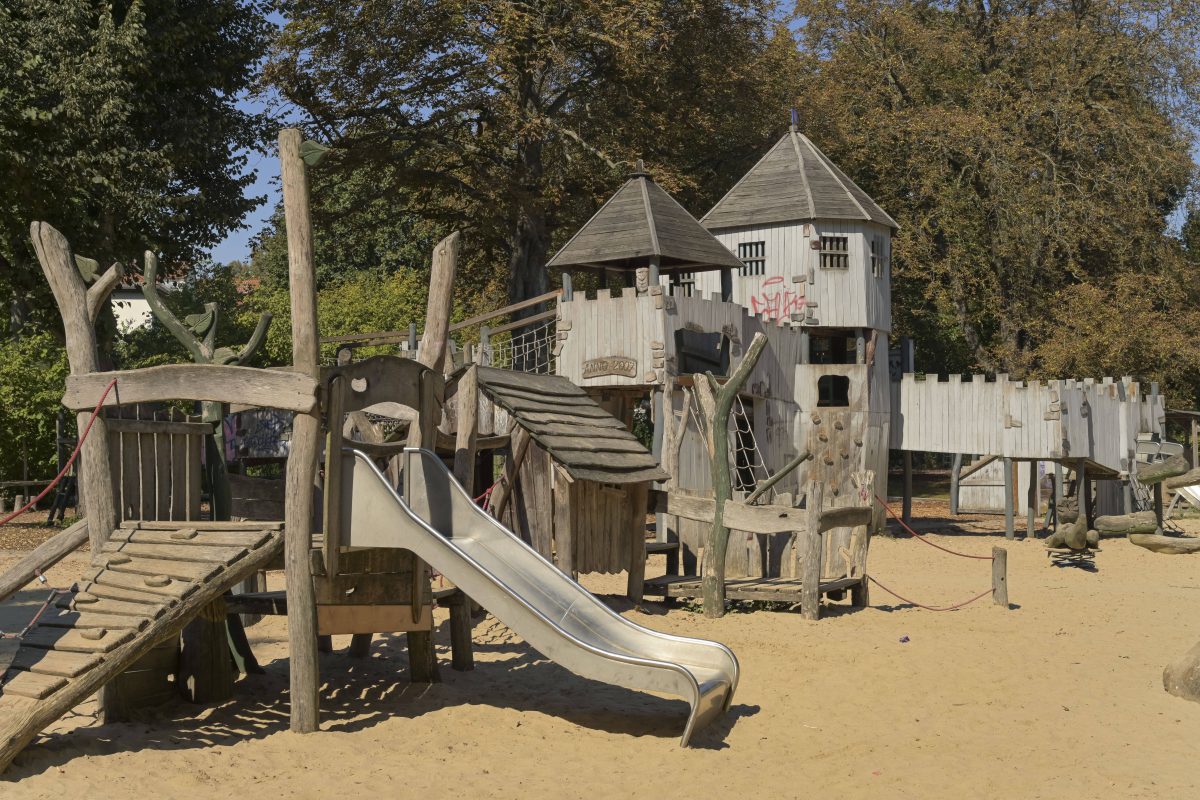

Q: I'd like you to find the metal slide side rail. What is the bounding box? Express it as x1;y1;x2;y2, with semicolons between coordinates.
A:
342;448;739;746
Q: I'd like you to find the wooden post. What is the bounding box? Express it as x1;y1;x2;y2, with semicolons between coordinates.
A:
407;321;417;353
855;329;866;364
801;481;823;621
1026;461;1037;539
561;272;573;301
278;127;321;734
949;453;963;515
720;268;733;302
651;388;667;544
30;222;119;554
1192;419;1199;468
1079;460;1093;530
649;256;660;287
552;466;574;575
1053;461;1063;531
626;482;648;604
415;232;462;373
901;452;913;524
991;547;1008;608
453;365;479;493
1003;457;1015;540
799;329;809;364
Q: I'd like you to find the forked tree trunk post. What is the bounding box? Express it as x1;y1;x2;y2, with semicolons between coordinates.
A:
279;128;322;734
30;222;120;555
695;332;768;618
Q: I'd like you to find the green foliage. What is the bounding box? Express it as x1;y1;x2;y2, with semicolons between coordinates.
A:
265;0;801;306
792;0;1199;393
0;332;69;481
0;0;271;329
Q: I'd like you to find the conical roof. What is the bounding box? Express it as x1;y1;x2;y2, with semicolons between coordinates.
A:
701;128;898;231
547;164;743;273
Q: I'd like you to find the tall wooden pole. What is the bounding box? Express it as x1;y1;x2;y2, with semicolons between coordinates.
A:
416;232;462;373
1003;457;1015;540
30;222;118;555
279;128;321;733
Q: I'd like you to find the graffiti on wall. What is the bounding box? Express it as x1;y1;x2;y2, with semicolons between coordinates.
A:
749;275;806;321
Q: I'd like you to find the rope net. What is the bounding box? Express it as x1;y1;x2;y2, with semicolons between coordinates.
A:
730;394;771;498
479;318;556;374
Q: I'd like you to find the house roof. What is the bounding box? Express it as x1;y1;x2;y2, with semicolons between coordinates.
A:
546;164;743;273
701;128;898;231
476;367;669;484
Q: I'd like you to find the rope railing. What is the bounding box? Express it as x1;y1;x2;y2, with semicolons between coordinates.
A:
869;494;1009;612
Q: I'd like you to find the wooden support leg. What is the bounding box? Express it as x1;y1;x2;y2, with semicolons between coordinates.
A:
1155;483;1165;534
446;592;475;672
179;598;236;703
850;577;870;607
1026;461;1037;539
949;453;962;516
407;630;440;683
1053;462;1064;532
348;634;373;658
801;481;823;621
626;482;648;605
1003;457;1015;540
226;604;264;674
901;451;913;524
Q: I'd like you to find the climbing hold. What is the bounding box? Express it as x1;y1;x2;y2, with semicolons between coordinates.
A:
170;529;198;540
80;628;106;641
834;420;844;430
811;413;822;425
144;575;171;588
73;592;98;605
104;554;131;566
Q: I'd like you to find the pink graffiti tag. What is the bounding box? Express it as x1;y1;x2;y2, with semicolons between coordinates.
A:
749;275;806;321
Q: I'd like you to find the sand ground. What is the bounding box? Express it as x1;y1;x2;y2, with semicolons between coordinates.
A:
3;504;1200;798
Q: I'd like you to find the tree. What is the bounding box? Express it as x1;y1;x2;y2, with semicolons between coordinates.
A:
0;0;272;330
791;0;1200;385
265;0;800;313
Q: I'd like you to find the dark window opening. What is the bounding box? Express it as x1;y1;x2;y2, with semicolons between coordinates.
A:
674;329;730;376
817;374;850;407
819;235;849;269
809;332;857;365
669;271;695;297
737;241;766;276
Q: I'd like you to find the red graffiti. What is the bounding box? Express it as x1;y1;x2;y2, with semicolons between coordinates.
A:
749;275;806;321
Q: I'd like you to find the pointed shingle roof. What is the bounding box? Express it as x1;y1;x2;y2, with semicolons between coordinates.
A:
547;165;743;273
701;128;898;231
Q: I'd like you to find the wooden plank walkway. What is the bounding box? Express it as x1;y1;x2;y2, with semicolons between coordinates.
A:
0;520;284;772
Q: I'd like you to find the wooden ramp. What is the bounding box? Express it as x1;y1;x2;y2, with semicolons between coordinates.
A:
0;520;283;771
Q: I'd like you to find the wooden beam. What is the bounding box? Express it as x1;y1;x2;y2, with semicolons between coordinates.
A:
0;519;89;603
452;365;479;494
64;365;317;414
489;426;532;518
958;454;999;482
279;127;321;735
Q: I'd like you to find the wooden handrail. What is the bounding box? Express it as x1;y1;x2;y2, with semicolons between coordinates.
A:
63;365;318;414
482;309;557;337
318;288;562;345
0;519;89;604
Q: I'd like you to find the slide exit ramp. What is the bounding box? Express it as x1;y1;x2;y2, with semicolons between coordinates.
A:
340;448;739;746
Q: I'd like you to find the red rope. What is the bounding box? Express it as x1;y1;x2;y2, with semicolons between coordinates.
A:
0;378;119;527
474;480;499;506
867;575;993;612
875;495;993;560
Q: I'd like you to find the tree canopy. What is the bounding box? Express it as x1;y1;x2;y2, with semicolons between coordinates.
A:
264;0;801;311
791;0;1199;389
0;0;272;328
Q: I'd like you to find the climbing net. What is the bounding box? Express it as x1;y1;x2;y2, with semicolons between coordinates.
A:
730;394;771;498
479;318;556;374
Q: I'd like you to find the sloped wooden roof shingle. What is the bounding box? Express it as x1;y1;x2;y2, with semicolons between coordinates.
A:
476;367;668;484
546;167;743;273
701;128;898;231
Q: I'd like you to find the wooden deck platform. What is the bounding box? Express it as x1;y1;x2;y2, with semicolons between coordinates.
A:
643;574;864;604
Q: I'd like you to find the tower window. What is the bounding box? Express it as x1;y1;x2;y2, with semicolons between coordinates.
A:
870;235;887;278
670;271;695;297
737;241;766;276
817;374;851;407
819;236;849;269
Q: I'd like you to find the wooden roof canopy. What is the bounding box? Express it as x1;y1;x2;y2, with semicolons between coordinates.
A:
475;367;669;484
546;161;743;274
702;127;898;231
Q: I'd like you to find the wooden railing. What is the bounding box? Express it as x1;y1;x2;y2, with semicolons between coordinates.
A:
0;518;89;603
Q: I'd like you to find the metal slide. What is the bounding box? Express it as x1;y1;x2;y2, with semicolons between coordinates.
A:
339;448;739;746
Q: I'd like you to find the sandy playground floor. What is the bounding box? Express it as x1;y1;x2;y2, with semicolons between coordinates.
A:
3;501;1200;798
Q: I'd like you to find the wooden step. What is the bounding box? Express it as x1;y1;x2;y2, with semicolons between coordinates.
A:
8;647;102;678
109;528;272;550
102;540;249;565
98;556;222;583
121;520;282;531
1;671;67;700
86;570;200;599
56;594;168;620
76;581;183;607
21;626;135;654
38;610;153;632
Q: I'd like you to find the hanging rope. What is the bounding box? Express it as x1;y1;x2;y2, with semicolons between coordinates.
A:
867;576;993;612
875;494;994;561
1;378;119;527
